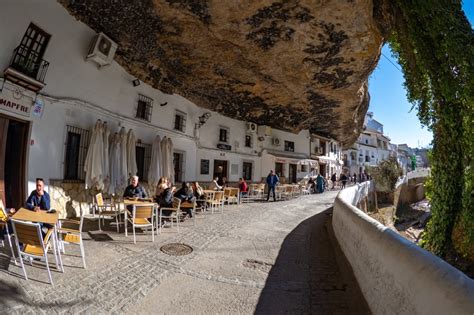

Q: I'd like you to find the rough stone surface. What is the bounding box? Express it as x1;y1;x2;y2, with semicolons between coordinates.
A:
57;0;386;147
0;190;368;314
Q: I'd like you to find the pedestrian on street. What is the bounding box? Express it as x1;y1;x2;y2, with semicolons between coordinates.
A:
266;170;279;201
340;173;348;189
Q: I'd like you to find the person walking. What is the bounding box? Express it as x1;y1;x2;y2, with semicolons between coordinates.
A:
266;170;279;201
340;173;348;189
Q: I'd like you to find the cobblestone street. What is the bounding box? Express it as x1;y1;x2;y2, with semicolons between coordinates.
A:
1;191;368;314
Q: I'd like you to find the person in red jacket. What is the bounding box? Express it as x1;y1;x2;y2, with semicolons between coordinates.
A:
239;178;248;197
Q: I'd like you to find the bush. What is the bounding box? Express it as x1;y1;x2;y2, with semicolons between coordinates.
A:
369;157;403;191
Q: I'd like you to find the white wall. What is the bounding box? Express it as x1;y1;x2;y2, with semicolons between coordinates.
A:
333;183;474;314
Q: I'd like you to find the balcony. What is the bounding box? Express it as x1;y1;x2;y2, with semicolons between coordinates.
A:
3;44;49;92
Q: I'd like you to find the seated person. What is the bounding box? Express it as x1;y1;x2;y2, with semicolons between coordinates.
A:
209;177;223;191
174;182;195;218
124;175;147;213
158;181;176;219
192;182;206;210
26;178;50;212
238;178;248;196
124;175;147;199
155;177;169;201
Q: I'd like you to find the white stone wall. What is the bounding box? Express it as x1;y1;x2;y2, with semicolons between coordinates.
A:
333;183;474;314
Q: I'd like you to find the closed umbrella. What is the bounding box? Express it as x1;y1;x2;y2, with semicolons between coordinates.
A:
127;129;137;178
118;127;128;191
108;132;121;195
84;120;104;190
148;135;162;191
168;137;175;183
160;136;169;179
102;122;110;191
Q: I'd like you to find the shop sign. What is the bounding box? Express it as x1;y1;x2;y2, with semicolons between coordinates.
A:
32;97;44;117
217;143;232;151
0;92;31;117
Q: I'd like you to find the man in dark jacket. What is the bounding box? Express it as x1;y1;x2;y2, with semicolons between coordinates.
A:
26;178;50;211
123;176;147;199
266;170;279;201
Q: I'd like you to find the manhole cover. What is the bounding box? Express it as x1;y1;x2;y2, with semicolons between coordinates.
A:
88;232;113;242
160;243;193;256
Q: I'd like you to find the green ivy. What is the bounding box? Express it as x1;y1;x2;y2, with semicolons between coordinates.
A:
387;1;473;258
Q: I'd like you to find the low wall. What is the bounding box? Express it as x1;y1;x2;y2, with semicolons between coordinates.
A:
333;182;474;314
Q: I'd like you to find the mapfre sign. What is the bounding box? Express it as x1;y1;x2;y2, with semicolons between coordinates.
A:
0;93;31;117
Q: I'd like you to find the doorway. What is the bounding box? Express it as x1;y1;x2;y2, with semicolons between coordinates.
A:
319;163;326;177
0;115;29;209
288;164;297;184
213;160;228;184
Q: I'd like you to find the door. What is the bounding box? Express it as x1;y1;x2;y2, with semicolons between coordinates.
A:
0;116;29;209
289;164;297;184
17;23;51;77
213;160;228;183
0;117;8;205
319;163;326;177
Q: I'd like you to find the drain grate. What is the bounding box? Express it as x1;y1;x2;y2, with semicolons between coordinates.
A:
160;243;193;256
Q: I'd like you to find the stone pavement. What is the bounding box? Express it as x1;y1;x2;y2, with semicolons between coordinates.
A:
0;191;369;314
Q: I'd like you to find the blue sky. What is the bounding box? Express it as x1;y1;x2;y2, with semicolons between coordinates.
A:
368;2;473;148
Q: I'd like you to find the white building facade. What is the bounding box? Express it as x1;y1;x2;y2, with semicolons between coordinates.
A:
0;1;341;215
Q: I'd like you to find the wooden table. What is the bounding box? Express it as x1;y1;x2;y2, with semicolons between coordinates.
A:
123;199;157;237
12;208;63;271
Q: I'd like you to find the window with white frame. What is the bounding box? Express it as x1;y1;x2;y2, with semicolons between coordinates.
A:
174;110;186;132
245;134;252;148
219;127;229;143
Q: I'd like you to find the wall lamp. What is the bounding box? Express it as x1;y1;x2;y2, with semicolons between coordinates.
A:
132;79;140;87
197;112;211;128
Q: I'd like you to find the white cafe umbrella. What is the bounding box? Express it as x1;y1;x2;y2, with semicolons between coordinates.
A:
168;137;175;183
127;129;138;178
118;127;128;191
108;132;121;195
102;122;110;190
84;120;105;190
160;136;169;179
148;135;162;191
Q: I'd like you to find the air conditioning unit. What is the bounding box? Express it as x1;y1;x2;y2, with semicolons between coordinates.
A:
257;125;272;137
246;122;257;133
86;32;118;67
272;138;281;146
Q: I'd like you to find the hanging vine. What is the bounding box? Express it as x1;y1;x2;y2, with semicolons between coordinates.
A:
386;0;473;259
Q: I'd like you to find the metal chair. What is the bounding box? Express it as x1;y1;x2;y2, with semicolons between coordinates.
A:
210;191;224;214
159;198;182;233
58;214;86;268
128;203;156;243
11;219;57;285
0;200;16;265
95;193;120;232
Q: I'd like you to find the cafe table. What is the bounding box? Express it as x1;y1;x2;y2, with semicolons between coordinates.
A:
12;208;63;271
123;199;157;237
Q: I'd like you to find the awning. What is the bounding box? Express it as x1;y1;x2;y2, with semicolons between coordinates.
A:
265;150;308;164
297;159;319;166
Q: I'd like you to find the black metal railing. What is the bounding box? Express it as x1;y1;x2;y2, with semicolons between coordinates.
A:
9;44;49;83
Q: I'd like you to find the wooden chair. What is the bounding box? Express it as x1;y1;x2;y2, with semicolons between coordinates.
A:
128;203;156;243
0;200;16;264
95;193;120;232
228;188;240;205
11;219;56;285
203;191;215;212
223;188;232;205
58;214;86;268
210;191;224;214
180;200;197;226
159;198;182;233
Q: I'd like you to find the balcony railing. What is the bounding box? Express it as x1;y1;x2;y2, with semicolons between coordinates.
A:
9;44;49;83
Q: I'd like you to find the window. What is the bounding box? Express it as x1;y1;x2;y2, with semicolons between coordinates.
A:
242;162;252;181
284;141;295;152
64;126;90;181
136;94;153;122
301;165;308;172
365;139;369;144
135;142;152;181
173;152;185;183
219;127;228;143
174;110;186;132
200;159;210;174
275;162;284;177
245;134;252;148
11;23;51;81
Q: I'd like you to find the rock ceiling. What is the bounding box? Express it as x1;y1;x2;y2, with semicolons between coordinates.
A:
59;0;388;147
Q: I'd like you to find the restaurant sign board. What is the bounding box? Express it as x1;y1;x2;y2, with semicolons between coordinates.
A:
0;92;31;117
217;143;232;151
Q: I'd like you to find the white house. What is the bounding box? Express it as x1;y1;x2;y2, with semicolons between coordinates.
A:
0;1;335;215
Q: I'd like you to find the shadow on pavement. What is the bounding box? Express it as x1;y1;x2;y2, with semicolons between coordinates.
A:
255;208;370;314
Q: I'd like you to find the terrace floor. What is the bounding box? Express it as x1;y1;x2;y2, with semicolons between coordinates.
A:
0;190;369;314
